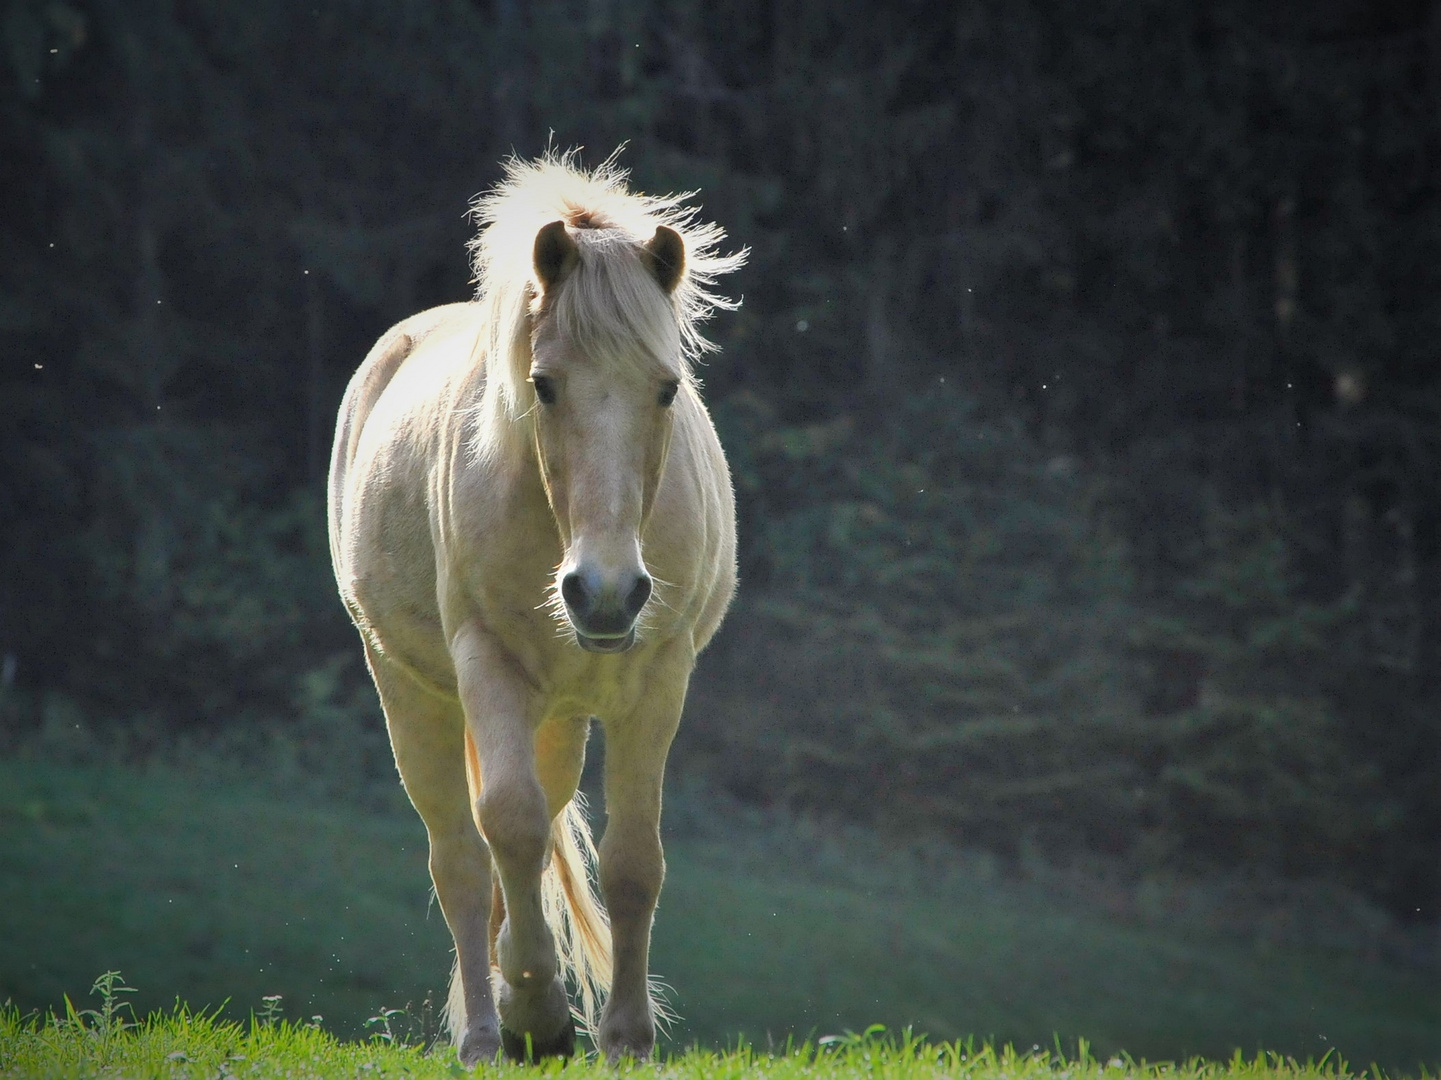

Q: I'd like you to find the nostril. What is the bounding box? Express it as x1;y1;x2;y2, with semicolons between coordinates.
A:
624;574;652;620
561;572;588;614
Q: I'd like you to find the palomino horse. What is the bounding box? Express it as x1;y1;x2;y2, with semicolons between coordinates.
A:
327;152;743;1064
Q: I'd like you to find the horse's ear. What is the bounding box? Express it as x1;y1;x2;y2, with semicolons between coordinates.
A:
641;225;685;294
533;220;579;294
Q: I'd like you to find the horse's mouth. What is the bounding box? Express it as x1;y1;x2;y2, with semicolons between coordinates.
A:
575;628;636;654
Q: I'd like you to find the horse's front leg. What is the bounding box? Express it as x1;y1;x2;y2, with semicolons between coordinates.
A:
597;646;691;1062
451;621;573;1061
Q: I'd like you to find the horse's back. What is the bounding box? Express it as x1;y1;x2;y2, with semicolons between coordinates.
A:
328;304;478;555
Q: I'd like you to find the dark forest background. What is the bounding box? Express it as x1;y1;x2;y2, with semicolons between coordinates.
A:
2;0;1437;925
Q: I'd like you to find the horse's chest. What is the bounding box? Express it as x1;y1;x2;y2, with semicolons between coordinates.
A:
539;656;649;721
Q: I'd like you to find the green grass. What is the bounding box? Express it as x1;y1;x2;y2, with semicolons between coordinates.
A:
0;992;1423;1080
0;757;1436;1076
654;840;1438;1068
0;758;448;1035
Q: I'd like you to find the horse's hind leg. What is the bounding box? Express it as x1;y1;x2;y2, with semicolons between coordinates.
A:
364;644;500;1066
451;621;575;1061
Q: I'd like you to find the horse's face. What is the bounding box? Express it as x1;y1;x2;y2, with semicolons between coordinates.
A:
528;221;686;653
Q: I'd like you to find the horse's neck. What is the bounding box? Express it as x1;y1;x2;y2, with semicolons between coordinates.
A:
447;374;551;530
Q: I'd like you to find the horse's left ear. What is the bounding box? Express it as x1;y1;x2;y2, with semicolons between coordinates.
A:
641;226;685;294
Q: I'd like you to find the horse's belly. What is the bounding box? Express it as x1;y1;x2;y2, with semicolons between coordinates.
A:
345;568;457;694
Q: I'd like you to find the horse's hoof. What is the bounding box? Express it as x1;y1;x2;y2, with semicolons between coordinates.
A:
457;1022;502;1067
600;1029;654;1065
599;1005;655;1063
603;1041;653;1065
600;1028;654;1063
501;1010;576;1063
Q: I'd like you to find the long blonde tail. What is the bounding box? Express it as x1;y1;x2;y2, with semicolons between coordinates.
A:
545;793;613;1036
445;729;614;1046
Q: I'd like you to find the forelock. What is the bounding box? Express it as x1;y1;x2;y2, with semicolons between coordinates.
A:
539;230;684;373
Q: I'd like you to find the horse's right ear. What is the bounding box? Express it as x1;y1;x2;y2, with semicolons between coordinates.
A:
533;220;579;294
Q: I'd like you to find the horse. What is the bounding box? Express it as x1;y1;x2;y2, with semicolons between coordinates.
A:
326;151;744;1064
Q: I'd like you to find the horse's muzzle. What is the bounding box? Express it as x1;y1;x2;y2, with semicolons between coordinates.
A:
575;627;637;653
561;567;650;651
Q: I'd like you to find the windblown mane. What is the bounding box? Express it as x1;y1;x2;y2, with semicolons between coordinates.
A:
467;149;746;431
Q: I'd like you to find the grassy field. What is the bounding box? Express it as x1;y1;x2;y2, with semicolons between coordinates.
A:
7;992;1423;1080
0;756;1436;1076
2;999;1424;1080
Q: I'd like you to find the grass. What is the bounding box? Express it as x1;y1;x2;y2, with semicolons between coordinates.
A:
654;839;1438;1067
0;757;447;1036
0;985;1424;1080
0;756;1436;1076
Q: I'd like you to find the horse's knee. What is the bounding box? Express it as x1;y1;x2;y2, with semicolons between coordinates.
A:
476;778;549;871
600;829;663;921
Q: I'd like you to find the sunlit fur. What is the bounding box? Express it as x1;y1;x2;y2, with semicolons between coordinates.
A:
328;150;742;1064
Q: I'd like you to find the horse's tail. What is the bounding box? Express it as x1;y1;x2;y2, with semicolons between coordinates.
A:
545;802;676;1040
445;728;613;1046
544;793;613;1036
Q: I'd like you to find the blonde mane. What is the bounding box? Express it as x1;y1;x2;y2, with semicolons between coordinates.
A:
467;149;746;437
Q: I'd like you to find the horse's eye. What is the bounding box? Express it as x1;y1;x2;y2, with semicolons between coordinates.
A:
531;375;557;405
658;380;680;407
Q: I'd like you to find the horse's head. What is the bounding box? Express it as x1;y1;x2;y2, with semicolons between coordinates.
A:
527;219;687;653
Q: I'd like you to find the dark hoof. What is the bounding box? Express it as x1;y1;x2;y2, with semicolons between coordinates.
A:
599;1006;655;1064
604;1042;653;1065
457;1023;502;1067
501;1011;576;1063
